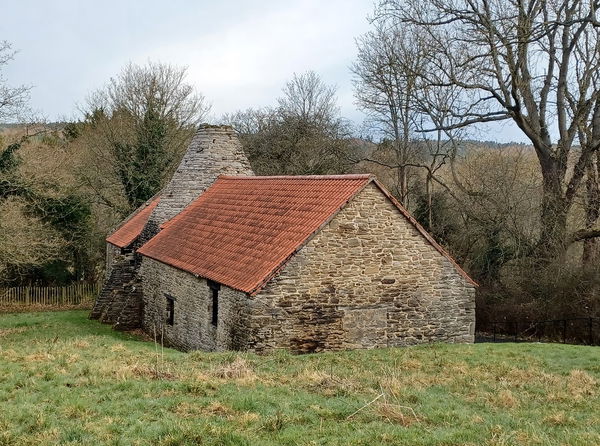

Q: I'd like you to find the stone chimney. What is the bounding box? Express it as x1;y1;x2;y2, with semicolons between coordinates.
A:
142;124;253;238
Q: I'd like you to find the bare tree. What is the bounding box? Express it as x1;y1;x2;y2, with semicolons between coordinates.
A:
278;71;339;127
352;25;428;206
80;62;210;211
0;41;30;122
376;0;600;259
225;71;352;175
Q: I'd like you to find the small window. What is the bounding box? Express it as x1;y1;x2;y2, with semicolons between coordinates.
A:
166;295;175;325
208;280;221;326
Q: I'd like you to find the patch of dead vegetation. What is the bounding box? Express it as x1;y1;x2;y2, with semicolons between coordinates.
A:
0;326;28;337
494;389;519;409
501;367;561;389
399;358;423;370
471;415;484;424
174;400;260;425
0;348;19;361
296;368;358;396
72;339;90;349
130;364;177;380
61;404;96;420
25;352;55;362
203;401;236;417
173;401;205;418
374;401;420;426
379;370;450;394
0;304;92;313
347;392;421;426
109;362;178;381
544;411;575;426
110;343;126;352
514;430;544;445
545;369;598;403
212;357;256;383
567;369;597;399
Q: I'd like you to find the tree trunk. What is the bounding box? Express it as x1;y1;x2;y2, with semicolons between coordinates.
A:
583;159;600;266
538;164;569;260
398;163;408;205
426;173;433;230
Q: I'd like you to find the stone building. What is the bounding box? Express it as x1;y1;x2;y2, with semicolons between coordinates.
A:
92;124;476;353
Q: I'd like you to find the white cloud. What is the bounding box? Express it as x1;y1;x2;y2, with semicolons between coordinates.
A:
139;0;372;116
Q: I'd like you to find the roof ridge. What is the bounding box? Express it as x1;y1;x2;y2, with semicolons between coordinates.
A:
218;174;373;180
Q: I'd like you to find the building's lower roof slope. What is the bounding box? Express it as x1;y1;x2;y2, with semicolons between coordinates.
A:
106;196;160;248
137;175;373;294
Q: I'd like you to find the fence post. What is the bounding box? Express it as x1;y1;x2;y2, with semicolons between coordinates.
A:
514;321;518;342
563;319;567;344
493;323;496;342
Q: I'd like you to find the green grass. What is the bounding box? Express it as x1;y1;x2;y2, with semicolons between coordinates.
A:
0;311;598;446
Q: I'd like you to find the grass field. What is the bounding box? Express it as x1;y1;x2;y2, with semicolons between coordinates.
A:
0;311;598;446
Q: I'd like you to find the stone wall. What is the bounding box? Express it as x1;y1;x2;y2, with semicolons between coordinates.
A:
141;258;250;351
248;182;476;353
105;243;119;278
90;243;143;330
90;243;121;320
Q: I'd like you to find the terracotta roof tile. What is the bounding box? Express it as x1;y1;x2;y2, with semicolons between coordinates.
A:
138;175;372;294
106;196;160;248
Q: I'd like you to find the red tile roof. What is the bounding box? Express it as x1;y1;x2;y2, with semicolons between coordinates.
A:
138;175;372;294
106;196;160;248
138;174;477;294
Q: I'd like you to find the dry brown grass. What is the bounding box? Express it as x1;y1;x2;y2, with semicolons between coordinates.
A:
0;326;27;337
212;357;256;382
495;389;519;409
24;352;54;362
544;411;575;426
109;343;126;352
0;303;93;313
203;401;236;417
374;401;420;426
567;369;597;399
174;400;260;425
72;339;91;349
295;368;358;396
107;362;178;381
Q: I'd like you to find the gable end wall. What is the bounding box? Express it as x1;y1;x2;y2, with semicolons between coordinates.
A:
249;182;476;353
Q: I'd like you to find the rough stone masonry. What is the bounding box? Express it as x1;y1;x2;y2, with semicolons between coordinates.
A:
94;124;476;353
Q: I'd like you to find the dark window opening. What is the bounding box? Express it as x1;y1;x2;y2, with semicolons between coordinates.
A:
208;280;221;327
166;295;175;325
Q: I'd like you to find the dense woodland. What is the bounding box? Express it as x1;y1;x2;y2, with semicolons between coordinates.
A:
1;0;600;326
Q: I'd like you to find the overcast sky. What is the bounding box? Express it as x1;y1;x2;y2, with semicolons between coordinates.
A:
3;0;525;142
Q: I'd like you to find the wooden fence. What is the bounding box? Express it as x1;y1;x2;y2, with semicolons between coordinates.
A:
0;282;99;308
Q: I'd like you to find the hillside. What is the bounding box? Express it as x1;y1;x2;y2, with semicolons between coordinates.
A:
0;311;598;445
